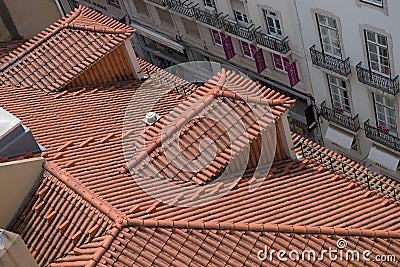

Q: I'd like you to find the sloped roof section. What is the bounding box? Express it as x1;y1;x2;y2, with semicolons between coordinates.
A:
50;219;400;267
123;69;294;186
0;40;25;63
0;6;135;92
9;167;114;266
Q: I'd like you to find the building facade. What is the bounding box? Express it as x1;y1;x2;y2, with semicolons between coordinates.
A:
296;0;400;179
56;0;400;180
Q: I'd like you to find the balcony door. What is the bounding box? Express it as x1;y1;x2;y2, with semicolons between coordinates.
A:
264;9;283;39
365;30;390;77
328;75;351;115
230;0;248;26
316;14;341;58
373;94;397;134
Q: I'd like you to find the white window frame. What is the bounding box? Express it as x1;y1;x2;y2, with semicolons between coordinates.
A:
211;29;225;47
365;30;390;76
204;0;216;8
360;0;383;7
328;75;351;114
240;41;257;59
272;53;290;73
374;94;397;134
264;9;283;38
316;14;341;58
234;10;249;25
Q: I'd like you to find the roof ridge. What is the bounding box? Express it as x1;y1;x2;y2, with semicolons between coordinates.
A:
0;6;81;72
44;162;128;227
127;218;400;239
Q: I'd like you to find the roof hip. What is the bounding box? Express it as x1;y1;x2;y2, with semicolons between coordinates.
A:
128;218;400;239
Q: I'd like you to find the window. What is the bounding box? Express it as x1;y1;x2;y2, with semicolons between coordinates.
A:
273;53;289;72
183;18;200;38
107;0;120;8
134;0;149;16
316;14;341;58
328;75;351;114
204;0;215;8
264;9;283;38
374;94;397;133
158;9;174;25
240;41;257;59
360;0;383;7
211;29;226;46
365;30;390;76
234;10;249;24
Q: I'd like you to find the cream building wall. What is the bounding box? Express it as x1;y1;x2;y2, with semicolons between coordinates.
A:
0;0;61;41
0;158;44;228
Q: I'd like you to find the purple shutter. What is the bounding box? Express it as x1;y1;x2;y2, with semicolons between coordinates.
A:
222;36;235;61
241;41;251;57
254;49;266;73
212;29;221;45
287;61;300;87
273;53;283;70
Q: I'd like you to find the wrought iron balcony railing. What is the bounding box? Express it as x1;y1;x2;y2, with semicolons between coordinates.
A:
296;141;400;201
223;20;256;41
310;45;351;76
320;101;360;132
356;63;400;95
144;0;169;7
168;0;198;17
364;120;400;152
255;31;290;54
194;9;226;29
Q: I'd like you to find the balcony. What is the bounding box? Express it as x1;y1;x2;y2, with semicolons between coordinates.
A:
364;120;400;152
143;0;169;8
310;45;351;77
168;0;198;17
194;9;226;29
255;31;290;55
223;20;256;41
356;63;400;95
320;101;360;132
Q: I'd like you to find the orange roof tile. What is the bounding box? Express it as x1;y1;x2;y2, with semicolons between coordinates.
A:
0;6;134;92
0;40;25;63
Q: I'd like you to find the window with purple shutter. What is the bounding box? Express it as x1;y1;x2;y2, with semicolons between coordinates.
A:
241;41;258;59
273;53;290;72
211;30;225;46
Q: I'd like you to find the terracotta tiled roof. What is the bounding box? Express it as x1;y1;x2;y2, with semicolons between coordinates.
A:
2;8;400;265
0;40;25;63
49;219;400;266
0;6;134;92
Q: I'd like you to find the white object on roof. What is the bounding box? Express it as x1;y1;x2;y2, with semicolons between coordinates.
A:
368;146;400;171
0;107;21;141
325;125;354;150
